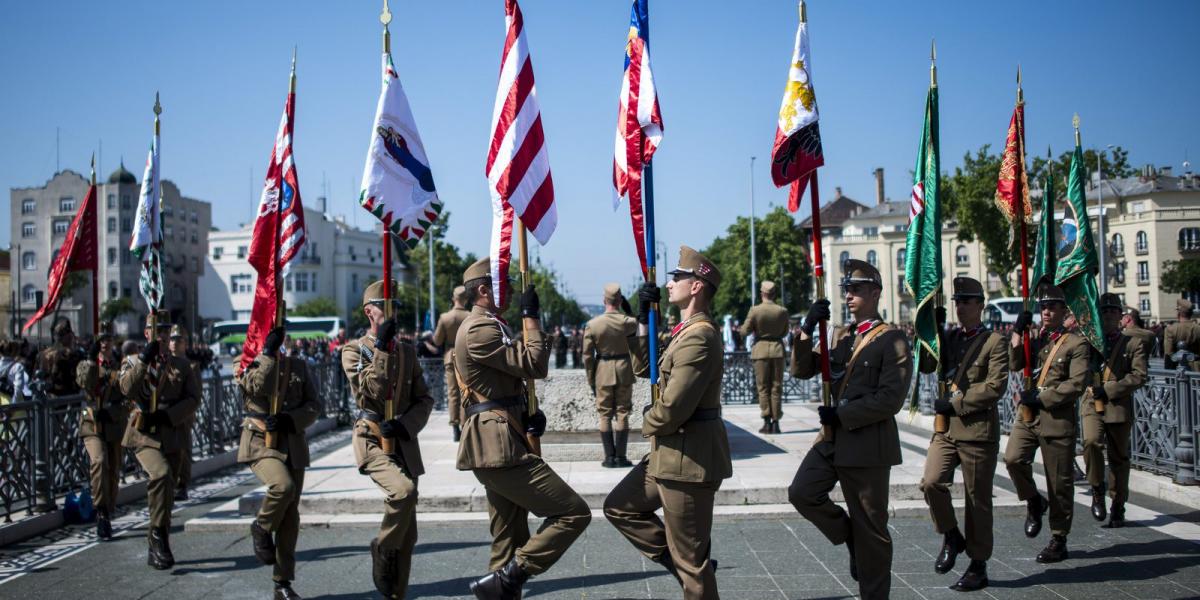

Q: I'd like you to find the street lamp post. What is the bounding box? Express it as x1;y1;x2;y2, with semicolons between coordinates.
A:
1097;144;1114;293
749;156;758;307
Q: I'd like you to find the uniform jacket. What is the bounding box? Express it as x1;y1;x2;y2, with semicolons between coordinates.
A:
453;305;548;470
76;358;129;443
791;322;912;467
1126;326;1157;357
739;300;790;360
583;311;637;389
341;335;434;476
433;307;470;366
119;354;201;452
1081;333;1148;425
39;344;82;396
1164;320;1200;370
631;313;732;483
1010;331;1089;438
919;328;1009;443
237;355;321;467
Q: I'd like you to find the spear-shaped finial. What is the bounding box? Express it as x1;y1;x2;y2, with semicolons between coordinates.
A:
799;0;806;23
1016;64;1023;104
381;0;392;53
1073;113;1081;146
290;46;297;94
930;39;937;87
153;91;162;135
90;152;96;185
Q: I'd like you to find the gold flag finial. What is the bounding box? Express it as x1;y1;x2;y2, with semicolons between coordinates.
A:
290;46;297;94
799;0;806;23
381;0;392;53
1073;113;1081;146
90;152;96;185
1016;64;1023;104
930;39;937;87
153;92;161;136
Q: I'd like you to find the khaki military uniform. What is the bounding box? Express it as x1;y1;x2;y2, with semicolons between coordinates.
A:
789;322;912;600
238;354;320;584
454;305;590;575
918;328;1009;561
1081;332;1148;512
175;357;204;494
77;358;129;515
39;343;82;396
1164;319;1200;370
583;311;638;431
341;334;434;597
1004;331;1089;537
604;313;731;600
433;307;470;425
119;353;201;530
740;300;790;421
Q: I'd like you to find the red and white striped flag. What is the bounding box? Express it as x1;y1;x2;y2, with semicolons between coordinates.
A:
486;0;557;306
242;60;306;369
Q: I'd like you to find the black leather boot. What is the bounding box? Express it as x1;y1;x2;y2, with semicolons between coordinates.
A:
759;417;771;433
600;431;617;468
950;559;988;592
1103;506;1126;529
1036;534;1069;563
452;424;462;442
96;508;113;541
613;430;633;467
771;419;782;434
371;538;398;598
147;526;174;570
251;520;277;565
469;557;530;600
274;580;303;600
935;528;966;574
1091;485;1107;521
174;486;188;501
1024;495;1047;538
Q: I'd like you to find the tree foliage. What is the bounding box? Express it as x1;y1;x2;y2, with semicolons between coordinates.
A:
290;296;339;317
100;297;135;322
1161;258;1200;295
700;206;812;321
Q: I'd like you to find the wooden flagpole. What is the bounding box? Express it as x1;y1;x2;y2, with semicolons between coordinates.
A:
517;220;541;457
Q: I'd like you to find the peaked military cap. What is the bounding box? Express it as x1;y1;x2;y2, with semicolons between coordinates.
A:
760;280;777;296
1178;298;1194;313
1099;293;1123;310
603;283;623;303
951;277;984;300
840;259;882;289
668;245;721;290
169;324;189;339
463;257;491;284
1037;284;1067;305
362;278;401;307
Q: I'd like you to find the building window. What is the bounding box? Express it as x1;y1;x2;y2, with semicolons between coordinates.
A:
351;273;358;293
107;217;116;233
1135;231;1148;254
22;251;36;270
1111;232;1124;257
108;282;118;299
838;251;850;270
311;272;318;293
59;197;75;213
53;220;70;235
230;274;253;294
212;246;223;260
163;205;173;218
122;249;132;265
192;256;200;273
121;195;132;209
284;274;293;292
190;230;198;244
955;245;969;266
22;285;36;304
840;303;851;324
237;246;247;259
863;226;879;237
22;222;35;238
1139;293;1150;314
164;224;173;237
295;272;310;293
190;210;198;224
21;198;35;214
107;248;117;265
107;194;115;209
866;250;878;267
896;249;906;268
1113;262;1125;286
1137;261;1149;285
121;217;131;233
1179;227;1200;252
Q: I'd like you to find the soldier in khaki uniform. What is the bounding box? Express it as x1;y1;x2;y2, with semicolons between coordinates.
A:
604;246;731;600
1005;284;1090;563
239;325;320;600
120;311;201;570
788;259;911;600
583;283;638;468
740;280;790;434
917;277;1009;591
1121;306;1157;357
39;319;82;396
169;325;200;500
454;258;590;599
1081;293;1148;529
341;279;435;599
433;285;470;441
76;322;127;541
1164;298;1200;370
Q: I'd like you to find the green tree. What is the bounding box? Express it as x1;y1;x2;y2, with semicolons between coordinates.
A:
290;296;339;317
100;297;135;322
700;206;812;321
1161;258;1200;295
1029;146;1135;198
500;264;589;327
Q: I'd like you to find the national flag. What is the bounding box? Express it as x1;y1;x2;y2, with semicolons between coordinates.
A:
1029;155;1057;298
487;0;558;306
1055;129;1104;352
771;5;824;213
23;179;97;333
612;0;663;278
242;62;307;370
994;100;1031;226
130;130;163;312
903;81;941;366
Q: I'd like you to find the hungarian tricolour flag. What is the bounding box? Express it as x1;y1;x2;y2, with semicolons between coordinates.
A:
23;173;97;333
130;127;163;312
771;5;824;213
1055;130;1104;352
903;78;941;367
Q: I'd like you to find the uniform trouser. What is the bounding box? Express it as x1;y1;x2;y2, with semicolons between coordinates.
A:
83;435;122;513
250;458;306;583
603;458;720;600
596;384;633;432
787;441;891;600
920;434;998;561
1004;420;1074;536
176;426;193;491
752;358;784;420
472;458;591;575
135;446;183;529
555;352;567;369
1082;414;1133;510
444;364;462;425
361;451;420;597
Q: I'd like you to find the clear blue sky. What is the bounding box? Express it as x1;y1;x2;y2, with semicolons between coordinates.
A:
3;0;1198;304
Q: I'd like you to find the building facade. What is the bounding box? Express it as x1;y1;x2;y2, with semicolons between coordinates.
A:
9;167;212;337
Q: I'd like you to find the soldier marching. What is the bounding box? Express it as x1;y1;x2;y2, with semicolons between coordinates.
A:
432;285;471;442
582;283;638;468
739;280;790;434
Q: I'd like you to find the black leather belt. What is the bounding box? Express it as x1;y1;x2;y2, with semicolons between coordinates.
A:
356;409;383;423
245;411;270;420
597;353;629;360
686;408;722;422
464;396;525;419
754;336;783;343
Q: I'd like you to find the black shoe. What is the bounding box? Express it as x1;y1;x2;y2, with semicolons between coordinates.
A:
935;528;966;574
950;560;988;592
1103;507;1126;529
1091;486;1107;522
251;520;277;565
1024;495;1047;538
469;557;530;600
771;419;782;434
174;486;188;501
452;424;462;442
613;430;634;467
759;418;771;434
371;538;398;598
600;431;617;468
96;509;113;541
1073;461;1086;483
654;551;684;586
274;581;303;600
147;526;174;570
846;531;858;581
1036;535;1069;563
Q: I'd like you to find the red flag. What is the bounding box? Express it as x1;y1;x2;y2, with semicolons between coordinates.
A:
24;183;97;333
771;13;824;213
242;68;306;370
994;101;1031;225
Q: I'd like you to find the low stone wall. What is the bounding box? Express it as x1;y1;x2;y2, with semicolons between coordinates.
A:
538;368;651;432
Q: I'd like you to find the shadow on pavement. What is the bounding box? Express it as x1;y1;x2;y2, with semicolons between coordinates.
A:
725;421;787;459
414;540;488;555
993;539;1199;587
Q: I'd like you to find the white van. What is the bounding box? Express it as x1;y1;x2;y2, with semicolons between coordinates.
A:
985;297;1027;324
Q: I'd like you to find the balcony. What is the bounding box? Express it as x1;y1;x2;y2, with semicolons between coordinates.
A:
297;255;321;265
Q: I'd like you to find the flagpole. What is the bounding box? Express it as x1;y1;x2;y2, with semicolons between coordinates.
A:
147;93;162;435
643;1;661;407
379;0;396;457
90;154;99;338
1016;68;1034;405
266;50;296;451
516;220;541;457
926;40;952;433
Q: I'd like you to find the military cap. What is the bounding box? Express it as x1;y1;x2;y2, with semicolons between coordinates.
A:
1178;298;1194;313
603;283;623;303
840;259;882;289
143;310;171;329
951;277;985;300
97;321;115;341
169;324;189;339
1037;284;1067;305
463;257;491;284
362;279;400;306
760;281;777;296
452;285;467;302
1099;293;1123;311
52;319;73;336
668;245;721;290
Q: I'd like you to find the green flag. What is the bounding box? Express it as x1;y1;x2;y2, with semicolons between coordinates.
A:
904;83;941;368
1028;154;1057;308
1054;132;1104;352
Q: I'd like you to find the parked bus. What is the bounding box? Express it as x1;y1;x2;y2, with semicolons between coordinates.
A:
209;316;344;355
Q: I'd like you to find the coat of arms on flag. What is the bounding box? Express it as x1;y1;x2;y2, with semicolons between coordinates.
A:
771;6;824;213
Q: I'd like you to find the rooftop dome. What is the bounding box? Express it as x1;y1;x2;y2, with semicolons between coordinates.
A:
107;161;138;185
